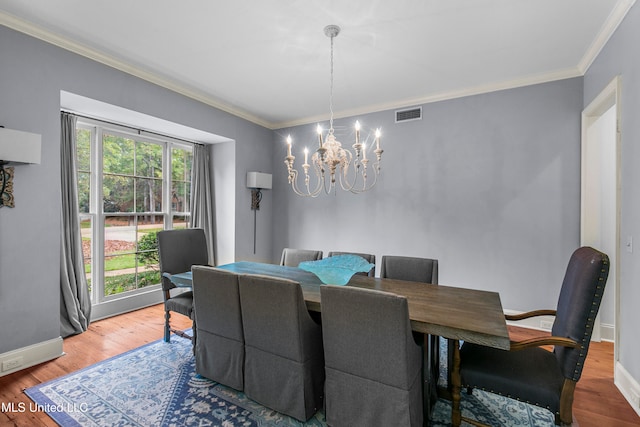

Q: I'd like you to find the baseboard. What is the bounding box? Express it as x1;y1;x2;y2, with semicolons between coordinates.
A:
599;323;615;342
0;337;64;377
615;361;640;417
503;309;614;342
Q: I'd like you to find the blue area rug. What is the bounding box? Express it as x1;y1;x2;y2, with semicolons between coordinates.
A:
25;336;556;426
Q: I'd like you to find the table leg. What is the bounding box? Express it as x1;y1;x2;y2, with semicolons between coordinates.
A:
422;333;431;426
447;338;454;394
421;333;440;426
451;339;462;427
429;335;439;407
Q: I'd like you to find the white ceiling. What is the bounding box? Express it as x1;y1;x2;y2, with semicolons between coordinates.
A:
0;1;635;130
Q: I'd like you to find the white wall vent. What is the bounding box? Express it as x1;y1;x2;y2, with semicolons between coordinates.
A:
395;107;422;123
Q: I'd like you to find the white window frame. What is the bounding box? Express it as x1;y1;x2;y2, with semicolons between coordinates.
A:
77;118;193;316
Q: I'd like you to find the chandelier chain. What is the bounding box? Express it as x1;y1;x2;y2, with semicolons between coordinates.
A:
329;32;335;135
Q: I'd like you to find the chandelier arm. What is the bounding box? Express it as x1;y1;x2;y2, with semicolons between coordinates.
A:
340;165;366;193
288;152;331;197
290;171;321;197
343;167;377;194
351;165;379;194
286;162;315;197
347;137;384;193
337;150;368;193
323;167;335;195
338;164;358;192
311;157;329;196
287;169;307;197
310;151;332;196
339;153;384;194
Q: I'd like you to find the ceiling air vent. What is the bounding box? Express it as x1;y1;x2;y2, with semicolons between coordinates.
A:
395;107;422;123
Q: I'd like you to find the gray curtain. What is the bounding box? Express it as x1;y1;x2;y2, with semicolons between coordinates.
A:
60;112;92;337
189;143;216;265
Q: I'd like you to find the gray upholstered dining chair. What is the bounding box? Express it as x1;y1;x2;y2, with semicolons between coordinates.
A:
238;274;324;422
327;251;376;276
191;266;244;391
460;246;609;426
380;255;441;407
157;228;209;343
380;255;438;283
280;248;323;267
321;285;423;427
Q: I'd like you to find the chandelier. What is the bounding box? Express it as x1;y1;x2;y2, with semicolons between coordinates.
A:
284;25;383;197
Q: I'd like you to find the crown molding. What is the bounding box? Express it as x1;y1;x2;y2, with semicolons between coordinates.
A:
0;12;272;129
273;66;583;130
578;0;636;73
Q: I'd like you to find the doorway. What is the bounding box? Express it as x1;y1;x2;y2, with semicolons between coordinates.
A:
580;76;620;356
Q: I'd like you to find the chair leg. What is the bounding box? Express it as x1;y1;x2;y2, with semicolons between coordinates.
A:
164;310;171;342
558;379;577;425
191;319;197;354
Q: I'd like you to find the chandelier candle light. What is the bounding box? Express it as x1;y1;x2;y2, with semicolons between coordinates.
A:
284;25;383;197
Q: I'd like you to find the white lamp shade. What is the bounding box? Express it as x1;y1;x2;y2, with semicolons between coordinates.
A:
0;127;42;164
246;171;272;189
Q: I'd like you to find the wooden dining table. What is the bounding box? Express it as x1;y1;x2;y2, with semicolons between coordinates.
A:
169;261;510;427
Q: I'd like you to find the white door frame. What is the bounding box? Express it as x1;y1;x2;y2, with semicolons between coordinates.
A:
580;76;621;360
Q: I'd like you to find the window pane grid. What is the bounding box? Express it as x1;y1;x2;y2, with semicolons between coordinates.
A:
171;146;192;214
77;127;92;214
76;122;193;303
79;215;93;296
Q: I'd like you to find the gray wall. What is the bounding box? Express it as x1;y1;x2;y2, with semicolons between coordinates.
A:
273;78;583;314
234;123;274;264
584;3;640;384
0;25;273;354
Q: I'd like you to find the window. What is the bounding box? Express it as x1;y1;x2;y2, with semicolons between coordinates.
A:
77;120;192;306
170;146;192;228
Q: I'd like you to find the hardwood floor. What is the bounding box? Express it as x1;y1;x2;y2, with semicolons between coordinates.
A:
1;305;638;426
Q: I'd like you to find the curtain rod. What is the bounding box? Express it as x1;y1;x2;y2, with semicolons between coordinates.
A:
61;109;203;146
